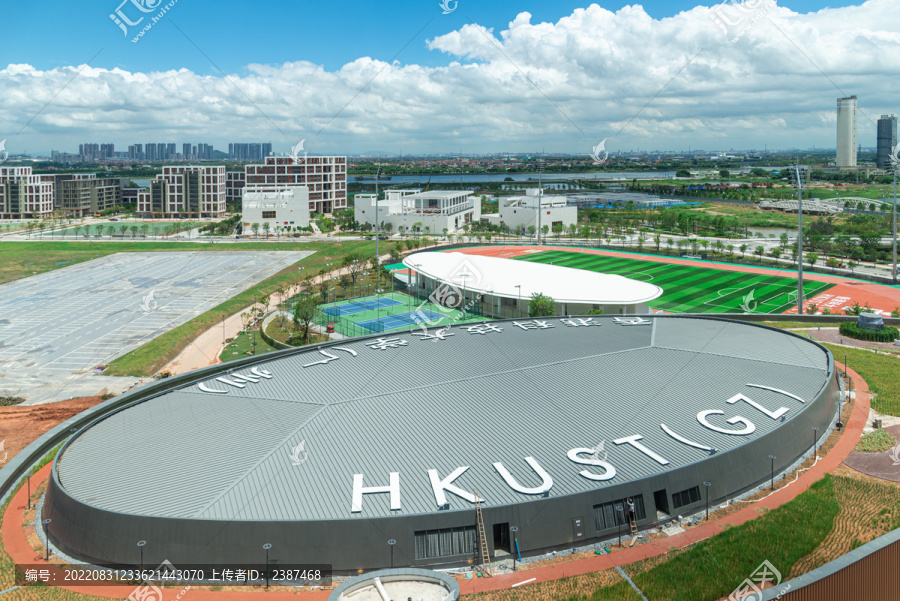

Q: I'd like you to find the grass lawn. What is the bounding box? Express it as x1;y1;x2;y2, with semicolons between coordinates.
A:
219;331;278;362
598;476;838;601
821;343;900;416
517;250;834;314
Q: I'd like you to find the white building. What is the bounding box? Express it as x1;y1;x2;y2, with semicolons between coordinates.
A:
403;251;662;317
0;166;55;219
482;189;577;235
241;185;310;236
355;189;478;235
138;165;226;218
245;156;346;215
837;95;858;168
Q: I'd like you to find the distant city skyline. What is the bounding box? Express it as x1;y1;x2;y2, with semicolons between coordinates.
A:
1;1;896;156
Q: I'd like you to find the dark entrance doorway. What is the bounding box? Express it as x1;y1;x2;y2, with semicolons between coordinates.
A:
493;522;510;554
654;489;670;515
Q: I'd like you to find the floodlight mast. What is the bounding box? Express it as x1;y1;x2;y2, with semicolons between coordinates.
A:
794;165;805;315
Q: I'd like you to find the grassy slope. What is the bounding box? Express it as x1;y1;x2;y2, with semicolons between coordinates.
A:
821;343;900;416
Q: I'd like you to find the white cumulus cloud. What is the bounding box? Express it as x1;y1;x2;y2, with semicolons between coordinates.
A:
0;1;897;155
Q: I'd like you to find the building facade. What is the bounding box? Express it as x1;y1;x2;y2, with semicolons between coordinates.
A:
0;166;55;219
877;114;898;171
225;171;246;205
54;174;126;217
137;165;226;218
836;96;858;168
245;156;346;215
482;189;576;235
355;189;478;234
241;185;310;235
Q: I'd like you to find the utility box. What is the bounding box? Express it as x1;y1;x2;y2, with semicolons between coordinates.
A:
858;312;884;331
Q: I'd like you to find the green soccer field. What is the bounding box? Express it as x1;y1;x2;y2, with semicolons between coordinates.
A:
516;250;835;314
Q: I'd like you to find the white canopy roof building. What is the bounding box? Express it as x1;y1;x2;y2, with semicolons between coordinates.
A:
402;251;663;316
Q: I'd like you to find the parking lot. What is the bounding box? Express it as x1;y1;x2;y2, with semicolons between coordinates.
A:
0;250;312;403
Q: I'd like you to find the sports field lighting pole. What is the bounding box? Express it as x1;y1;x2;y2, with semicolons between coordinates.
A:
43;519;52;560
388;539;396;568
794;165;805;314
374;164;383;268
615;505;624;547
703;482;711;521
892;160;897;284
769;455;776;490
137;540;146;571
510;526;519;571
263;543;272;590
297;266;305;299
515;284;522;318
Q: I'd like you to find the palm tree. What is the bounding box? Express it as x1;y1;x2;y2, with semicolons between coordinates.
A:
263;222;271;238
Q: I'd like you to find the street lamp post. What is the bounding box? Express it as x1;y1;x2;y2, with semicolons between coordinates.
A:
769;454;776;490
26;474;31;510
515;284;522;318
388;539;396;568
703;482;711;520
509;526;519;570
263;543;272;590
43;519;52;560
812;427;820;457
615;505;624;547
297;266;305;298
844;353;848;379
137;540;146;571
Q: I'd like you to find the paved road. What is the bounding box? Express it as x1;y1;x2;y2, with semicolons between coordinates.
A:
0;250;312;403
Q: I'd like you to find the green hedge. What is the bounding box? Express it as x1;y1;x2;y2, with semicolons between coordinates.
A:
838;321;900;343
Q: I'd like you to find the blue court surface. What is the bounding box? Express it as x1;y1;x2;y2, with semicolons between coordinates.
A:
323;298;402;316
356;310;447;332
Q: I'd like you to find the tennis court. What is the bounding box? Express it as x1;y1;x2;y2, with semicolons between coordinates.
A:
516;250;835;314
356;309;446;333
322;297;402;316
317;292;486;336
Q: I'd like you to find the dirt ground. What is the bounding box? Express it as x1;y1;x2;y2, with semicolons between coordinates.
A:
0;396;104;466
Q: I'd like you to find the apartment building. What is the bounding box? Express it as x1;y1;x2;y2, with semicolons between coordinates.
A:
54;174;127;217
137;165;226;218
225;171;246;204
244;156;346;215
0;166;55;219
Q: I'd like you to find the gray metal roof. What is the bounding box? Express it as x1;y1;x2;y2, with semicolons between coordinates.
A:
58;317;830;522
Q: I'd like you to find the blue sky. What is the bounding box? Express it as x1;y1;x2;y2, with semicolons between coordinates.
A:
0;1;894;155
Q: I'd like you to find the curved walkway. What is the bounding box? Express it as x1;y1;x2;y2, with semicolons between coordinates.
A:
1;363;870;599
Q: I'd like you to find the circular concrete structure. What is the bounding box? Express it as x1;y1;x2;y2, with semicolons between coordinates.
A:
44;316;838;573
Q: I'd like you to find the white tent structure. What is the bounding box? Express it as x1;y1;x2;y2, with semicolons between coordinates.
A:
402;252;663;317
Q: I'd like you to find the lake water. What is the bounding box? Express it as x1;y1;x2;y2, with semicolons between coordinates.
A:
349;171;677;184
